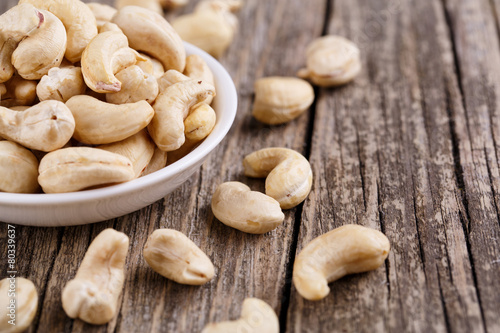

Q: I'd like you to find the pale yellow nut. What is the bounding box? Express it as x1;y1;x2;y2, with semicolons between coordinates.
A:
19;0;98;63
0;141;39;193
62;229;129;324
137;53;165;80
12;9;66;81
158;69;190;93
202;298;279;333
0;101;75;152
81;31;146;93
0;4;44;83
211;182;285;234
252;77;314;125
143;229;215;285
1;76;37;108
149;78;215;151
141;147;167;176
293;224;390;301
172;4;237;59
184;54;215;104
106;65;159;105
99;130;155;178
38;147;135;193
0;277;38;333
297;35;361;87
115;0;163;14
98;22;123;34
66;95;154;145
37;66;86;103
243;148;312;209
112;6;186;72
196;0;244;13
86;3;117;29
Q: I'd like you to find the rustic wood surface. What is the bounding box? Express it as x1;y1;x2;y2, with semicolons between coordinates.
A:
1;0;500;332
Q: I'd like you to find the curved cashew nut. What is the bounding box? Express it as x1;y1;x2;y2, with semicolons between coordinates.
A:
115;0;163;14
81;31;146;93
252;77;314;125
0;4;44;83
149;78;215;151
0;101;75;152
37;66;86;102
143;229;215;285
211;182;285;234
19;0;98;63
106;65;159;105
62;229;129;324
137;53;165;80
184;54;215;104
202;298;279;333
0;277;38;333
141;147;167;176
98;22;123;34
297;35;362;87
0;141;39;193
158;69;189;93
1;76;37;107
99;129;155;178
243;148;313;209
87;3;117;29
112;6;186;72
293;224;390;301
39;147;135;193
66;95;154;145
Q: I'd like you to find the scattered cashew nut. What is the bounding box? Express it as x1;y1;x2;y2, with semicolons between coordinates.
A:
62;228;129;325
0;101;75;152
149;77;215;151
37;66;86;102
202;298;279;333
0;277;38;333
297;35;362;87
66;95;154;145
293;224;390;301
99;129;155;178
112;6;186;72
143;228;215;285
211;181;285;234
252;77;314;125
243;148;313;209
19;0;98;63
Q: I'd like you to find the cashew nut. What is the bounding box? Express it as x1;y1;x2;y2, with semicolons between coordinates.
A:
149;77;215;151
19;0;98;63
172;0;238;58
143;229;215;285
158;69;189;93
81;31;146;93
141;147;167;176
252;77;314;125
66;95;154;145
0;141;39;193
168;102;216;163
297;35;362;87
184;54;215;104
115;0;162;14
293;224;390;301
86;3;117;30
99;129;155;178
112;6;186;72
211;182;285;234
98;22;123;34
0;101;75;152
37;66;86;102
243;148;313;209
138;53;165;80
198;0;244;13
0;277;38;333
106;65;159;105
0;4;43;83
202;298;279;333
161;0;189;10
1;76;37;107
62;228;129;325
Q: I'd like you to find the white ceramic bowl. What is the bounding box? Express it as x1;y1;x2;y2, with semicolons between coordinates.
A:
0;43;237;227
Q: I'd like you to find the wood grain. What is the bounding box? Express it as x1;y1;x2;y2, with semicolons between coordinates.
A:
0;0;499;332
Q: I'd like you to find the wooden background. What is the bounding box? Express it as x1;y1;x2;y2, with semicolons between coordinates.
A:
1;0;500;332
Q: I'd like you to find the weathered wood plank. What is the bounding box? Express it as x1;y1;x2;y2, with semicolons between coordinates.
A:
286;0;492;332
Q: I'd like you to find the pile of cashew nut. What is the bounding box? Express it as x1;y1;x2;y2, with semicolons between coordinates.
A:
0;0;221;194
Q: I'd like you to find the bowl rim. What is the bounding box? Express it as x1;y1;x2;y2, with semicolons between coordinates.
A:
0;42;237;206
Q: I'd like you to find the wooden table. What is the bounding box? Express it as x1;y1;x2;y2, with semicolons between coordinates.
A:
1;0;500;332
